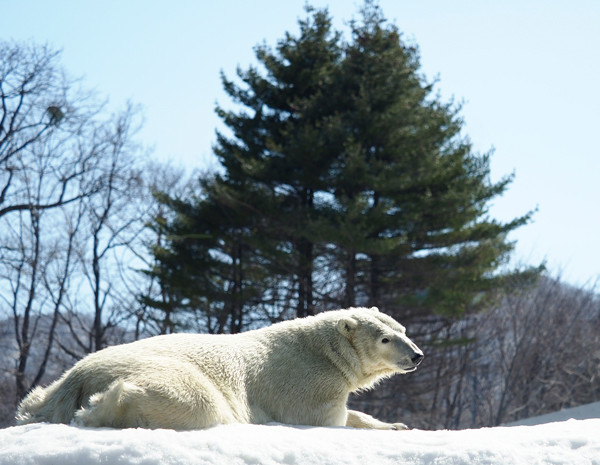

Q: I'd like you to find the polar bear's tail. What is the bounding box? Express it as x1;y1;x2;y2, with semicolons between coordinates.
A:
16;375;82;425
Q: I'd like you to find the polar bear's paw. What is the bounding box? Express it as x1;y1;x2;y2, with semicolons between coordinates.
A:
391;422;409;431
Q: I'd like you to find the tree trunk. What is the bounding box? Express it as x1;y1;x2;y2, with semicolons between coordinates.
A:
345;251;356;308
296;237;314;318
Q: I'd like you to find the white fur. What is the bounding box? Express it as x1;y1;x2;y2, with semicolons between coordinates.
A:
16;307;423;430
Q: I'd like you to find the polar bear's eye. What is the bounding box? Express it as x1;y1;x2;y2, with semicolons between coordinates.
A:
381;338;390;344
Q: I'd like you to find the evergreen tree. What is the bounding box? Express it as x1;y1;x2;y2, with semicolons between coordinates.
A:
143;2;535;330
324;2;533;319
213;6;343;317
142;180;271;333
140;190;224;333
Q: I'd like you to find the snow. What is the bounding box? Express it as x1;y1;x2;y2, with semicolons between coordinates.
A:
506;401;600;427
1;419;599;465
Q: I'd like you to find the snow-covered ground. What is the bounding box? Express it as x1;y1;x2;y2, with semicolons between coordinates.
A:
1;419;599;465
506;401;600;426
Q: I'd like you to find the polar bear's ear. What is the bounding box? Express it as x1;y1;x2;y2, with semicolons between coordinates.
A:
368;306;379;312
337;317;358;337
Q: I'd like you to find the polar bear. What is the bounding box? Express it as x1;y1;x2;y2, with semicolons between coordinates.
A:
16;307;423;430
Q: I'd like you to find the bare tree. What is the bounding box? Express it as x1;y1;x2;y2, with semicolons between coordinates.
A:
57;103;147;356
0;145;87;401
131;162;194;338
481;275;600;425
0;42;147;410
0;41;94;403
0;41;101;219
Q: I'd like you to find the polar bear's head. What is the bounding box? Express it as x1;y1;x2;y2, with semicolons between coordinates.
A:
337;307;424;379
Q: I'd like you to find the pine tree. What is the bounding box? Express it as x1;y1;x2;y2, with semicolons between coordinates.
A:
140;190;226;333
144;2;535;330
324;2;533;319
213;6;343;317
142;179;273;333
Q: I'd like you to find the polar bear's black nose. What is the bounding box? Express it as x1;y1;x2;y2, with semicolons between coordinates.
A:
411;352;424;366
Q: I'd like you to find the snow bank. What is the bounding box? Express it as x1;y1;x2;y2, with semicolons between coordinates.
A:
507;401;600;426
1;420;599;465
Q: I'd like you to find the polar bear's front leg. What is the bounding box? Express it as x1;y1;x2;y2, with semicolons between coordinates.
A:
345;409;409;430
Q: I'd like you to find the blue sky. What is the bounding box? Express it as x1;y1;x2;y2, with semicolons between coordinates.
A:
3;0;599;286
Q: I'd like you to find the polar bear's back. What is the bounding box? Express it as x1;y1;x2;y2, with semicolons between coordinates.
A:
77;332;255;390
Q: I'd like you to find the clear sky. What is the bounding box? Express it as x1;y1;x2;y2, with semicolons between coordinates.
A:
3;0;599;287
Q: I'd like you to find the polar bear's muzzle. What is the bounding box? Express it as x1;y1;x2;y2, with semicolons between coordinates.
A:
393;336;424;372
399;351;424;372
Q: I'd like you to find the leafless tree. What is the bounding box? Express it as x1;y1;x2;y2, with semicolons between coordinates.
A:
129;162;194;338
0;42;147;409
0;146;88;401
480;275;600;425
55;103;146;356
0;41;102;219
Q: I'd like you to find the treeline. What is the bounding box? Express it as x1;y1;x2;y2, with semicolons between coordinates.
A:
1;2;599;429
2;272;598;429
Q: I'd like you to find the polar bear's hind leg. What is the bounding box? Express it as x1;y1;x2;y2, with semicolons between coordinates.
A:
74;380;148;428
74;374;238;430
